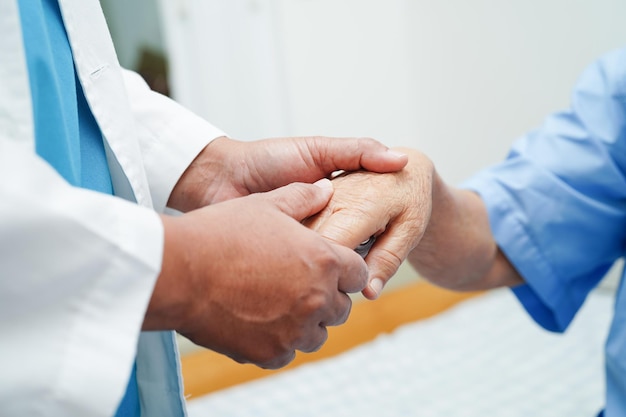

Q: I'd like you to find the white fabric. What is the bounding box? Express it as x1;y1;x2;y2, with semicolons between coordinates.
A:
0;0;225;416
187;288;612;417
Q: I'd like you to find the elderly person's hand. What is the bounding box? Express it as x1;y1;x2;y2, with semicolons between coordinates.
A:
305;148;524;299
304;148;431;299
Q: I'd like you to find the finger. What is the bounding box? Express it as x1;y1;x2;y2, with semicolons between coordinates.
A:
297;294;350;352
360;226;415;300
315;209;388;253
297;324;330;354
306;137;408;175
321;291;352;327
263;179;334;221
330;243;369;293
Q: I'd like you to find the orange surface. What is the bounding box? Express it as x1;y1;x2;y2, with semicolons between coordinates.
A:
181;280;482;400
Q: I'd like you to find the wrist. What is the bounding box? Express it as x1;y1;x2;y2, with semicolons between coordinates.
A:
143;214;195;331
167;136;233;212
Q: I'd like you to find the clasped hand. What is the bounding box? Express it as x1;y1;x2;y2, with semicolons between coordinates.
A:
305;147;434;299
147;136;408;369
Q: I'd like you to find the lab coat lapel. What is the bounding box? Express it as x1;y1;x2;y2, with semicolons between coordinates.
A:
52;2;187;415
57;0;154;207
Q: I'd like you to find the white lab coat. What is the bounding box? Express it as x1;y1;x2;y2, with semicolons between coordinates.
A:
0;0;224;416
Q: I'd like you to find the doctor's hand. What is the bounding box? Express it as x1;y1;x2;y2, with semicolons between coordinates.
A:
167;136;408;212
146;179;368;369
304;148;433;300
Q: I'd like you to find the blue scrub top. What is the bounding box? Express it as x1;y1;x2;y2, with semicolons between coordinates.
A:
17;0;112;193
17;1;139;416
464;47;626;416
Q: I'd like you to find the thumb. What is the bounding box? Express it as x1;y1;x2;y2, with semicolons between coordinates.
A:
360;228;414;300
263;179;334;221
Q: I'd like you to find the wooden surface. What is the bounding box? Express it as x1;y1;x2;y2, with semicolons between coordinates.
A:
181;280;482;400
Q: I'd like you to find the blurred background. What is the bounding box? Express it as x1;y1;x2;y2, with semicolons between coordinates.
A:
101;0;626;185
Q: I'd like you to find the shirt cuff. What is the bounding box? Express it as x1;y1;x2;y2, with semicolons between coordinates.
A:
461;173;580;332
121;70;226;212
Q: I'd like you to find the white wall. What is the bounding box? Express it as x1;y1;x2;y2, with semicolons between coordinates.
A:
100;0;165;69
402;0;626;183
158;1;291;142
158;0;626;184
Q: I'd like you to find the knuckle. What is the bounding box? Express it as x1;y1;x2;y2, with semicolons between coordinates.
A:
325;294;351;327
337;296;352;325
356;136;379;149
307;243;342;276
299;290;329;317
299;327;328;353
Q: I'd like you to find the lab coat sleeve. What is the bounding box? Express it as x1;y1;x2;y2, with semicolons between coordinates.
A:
121;69;226;213
462;47;626;332
0;138;163;417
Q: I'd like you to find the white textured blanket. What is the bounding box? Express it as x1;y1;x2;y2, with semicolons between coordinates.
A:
187;287;612;417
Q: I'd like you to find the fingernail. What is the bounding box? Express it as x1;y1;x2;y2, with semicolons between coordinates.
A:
386;149;407;158
313;178;333;190
369;278;384;298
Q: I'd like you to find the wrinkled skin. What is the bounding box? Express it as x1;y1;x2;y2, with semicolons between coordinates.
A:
305;148;432;299
306;148;523;300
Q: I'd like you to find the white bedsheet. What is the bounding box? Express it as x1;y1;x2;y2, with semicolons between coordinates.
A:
187;287;613;417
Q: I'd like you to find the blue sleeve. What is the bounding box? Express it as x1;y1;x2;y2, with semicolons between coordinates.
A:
462;48;626;333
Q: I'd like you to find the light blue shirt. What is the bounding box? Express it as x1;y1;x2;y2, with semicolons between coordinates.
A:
464;47;626;416
17;1;138;416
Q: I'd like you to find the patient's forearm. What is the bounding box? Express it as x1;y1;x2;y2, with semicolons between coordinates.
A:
408;174;523;291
